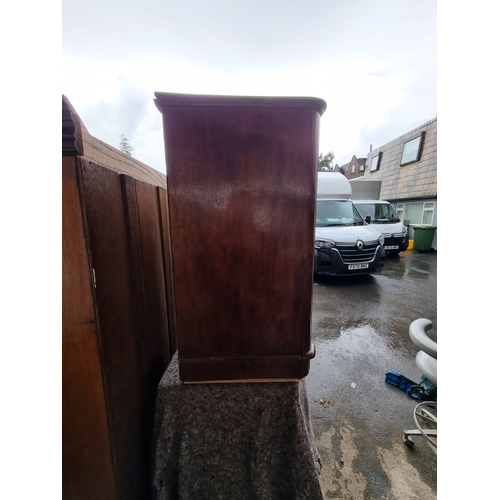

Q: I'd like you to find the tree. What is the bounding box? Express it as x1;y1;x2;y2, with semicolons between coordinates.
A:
119;134;134;156
317;150;335;171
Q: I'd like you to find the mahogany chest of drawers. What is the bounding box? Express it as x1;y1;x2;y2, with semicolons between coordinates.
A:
155;92;327;382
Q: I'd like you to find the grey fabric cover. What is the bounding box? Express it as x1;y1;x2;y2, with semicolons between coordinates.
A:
151;353;323;500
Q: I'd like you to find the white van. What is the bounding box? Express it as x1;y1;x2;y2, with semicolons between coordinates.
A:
315;173;386;276
353;200;409;255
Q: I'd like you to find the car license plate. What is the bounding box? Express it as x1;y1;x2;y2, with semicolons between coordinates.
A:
348;263;369;270
385;245;399;250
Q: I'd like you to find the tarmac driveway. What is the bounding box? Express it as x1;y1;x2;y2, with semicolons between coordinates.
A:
306;249;437;499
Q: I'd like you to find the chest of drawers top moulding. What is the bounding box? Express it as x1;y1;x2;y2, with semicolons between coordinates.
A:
154;92;327;116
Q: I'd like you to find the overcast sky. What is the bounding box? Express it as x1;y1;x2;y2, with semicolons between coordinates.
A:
62;0;437;174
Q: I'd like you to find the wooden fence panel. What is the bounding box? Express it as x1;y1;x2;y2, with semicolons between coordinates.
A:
81;159;146;499
62;156;116;499
63;94;175;499
78;158;175;499
134;179;172;467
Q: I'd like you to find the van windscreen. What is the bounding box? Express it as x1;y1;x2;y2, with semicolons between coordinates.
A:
316;200;364;226
356;203;400;223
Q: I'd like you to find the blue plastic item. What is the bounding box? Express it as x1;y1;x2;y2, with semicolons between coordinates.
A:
385;371;417;394
385;371;437;401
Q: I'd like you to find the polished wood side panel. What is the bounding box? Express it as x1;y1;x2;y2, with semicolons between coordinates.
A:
157;98;322;381
159;187;177;357
62;156;116;499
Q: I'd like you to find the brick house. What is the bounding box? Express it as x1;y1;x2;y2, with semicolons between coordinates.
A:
333;156;367;180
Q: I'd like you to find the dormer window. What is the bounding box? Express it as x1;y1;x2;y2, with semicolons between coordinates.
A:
401;132;425;166
370;154;381;172
351;165;356;173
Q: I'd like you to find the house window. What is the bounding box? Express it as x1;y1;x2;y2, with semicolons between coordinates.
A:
351;165;356;173
400;132;425;166
422;202;435;225
397;202;435;225
370;154;381;172
396;204;405;220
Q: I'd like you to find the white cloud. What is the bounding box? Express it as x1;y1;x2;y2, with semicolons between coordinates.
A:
62;0;436;173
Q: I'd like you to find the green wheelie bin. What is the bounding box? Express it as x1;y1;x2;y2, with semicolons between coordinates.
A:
412;225;436;252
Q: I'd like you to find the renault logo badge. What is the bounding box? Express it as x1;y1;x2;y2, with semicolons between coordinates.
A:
356;240;364;251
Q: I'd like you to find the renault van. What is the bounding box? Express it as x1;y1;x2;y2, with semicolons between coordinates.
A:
353;200;409;255
314;173;385;276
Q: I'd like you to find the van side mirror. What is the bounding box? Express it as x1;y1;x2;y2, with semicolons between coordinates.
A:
365;215;371;224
